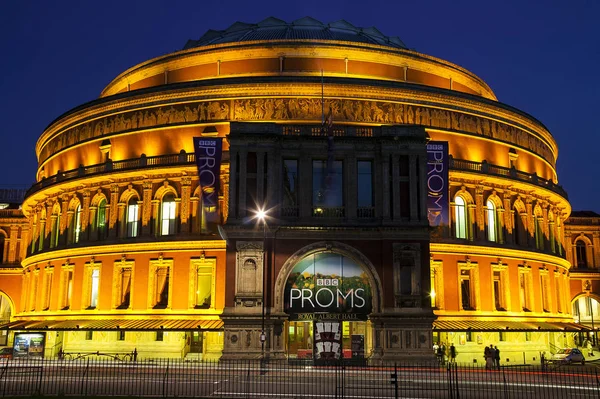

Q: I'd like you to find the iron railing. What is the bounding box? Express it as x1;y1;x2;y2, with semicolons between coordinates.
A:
24;152;567;201
0;358;598;398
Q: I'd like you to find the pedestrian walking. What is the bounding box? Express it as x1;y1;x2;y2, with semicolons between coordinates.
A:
587;340;594;357
449;343;457;363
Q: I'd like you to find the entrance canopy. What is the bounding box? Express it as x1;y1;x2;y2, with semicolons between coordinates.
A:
0;319;223;331
434;319;591;332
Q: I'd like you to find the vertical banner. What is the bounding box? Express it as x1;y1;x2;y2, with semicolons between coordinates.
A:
426;141;449;226
193;137;223;224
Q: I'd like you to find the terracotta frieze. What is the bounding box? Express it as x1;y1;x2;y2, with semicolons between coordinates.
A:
39;98;554;166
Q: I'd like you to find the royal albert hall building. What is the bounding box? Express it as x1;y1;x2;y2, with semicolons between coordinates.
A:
0;17;596;364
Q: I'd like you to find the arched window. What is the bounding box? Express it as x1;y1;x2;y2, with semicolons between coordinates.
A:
71;204;82;244
126;197;139;238
454;195;467;239
485;199;497;242
50;209;60;248
513;206;525;246
96;199;108;240
161;194;176;236
534;215;544;250
576;240;588;268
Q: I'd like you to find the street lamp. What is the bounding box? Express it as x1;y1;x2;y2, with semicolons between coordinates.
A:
255;208;268;360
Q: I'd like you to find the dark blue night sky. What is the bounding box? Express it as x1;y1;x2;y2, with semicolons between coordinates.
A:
1;0;597;211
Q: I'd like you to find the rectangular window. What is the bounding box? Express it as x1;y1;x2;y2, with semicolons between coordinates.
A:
161;201;176;235
195;265;213;309
466;331;472;342
282;159;299;216
117;330;126;341
525;331;532;341
43;269;53;310
357;160;373;209
127;203;139;238
460;272;471;310
117;268;132;309
156;331;164;341
493;270;507;311
555;277;562;313
85;330;93;340
541;274;550;312
154;267;170;309
519;271;531;311
460;269;475;310
30;272;39;311
89;269;100;309
61;269;74;310
499;331;506;342
312;160;344;216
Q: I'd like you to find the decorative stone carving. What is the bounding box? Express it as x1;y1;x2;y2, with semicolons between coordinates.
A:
392;243;423;308
42;98;554;167
234;241;264;308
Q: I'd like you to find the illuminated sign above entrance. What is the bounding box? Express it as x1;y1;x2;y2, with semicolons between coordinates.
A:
284;252;372;319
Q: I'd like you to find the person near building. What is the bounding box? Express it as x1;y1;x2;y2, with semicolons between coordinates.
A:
493;345;500;369
484;345;493;370
449;343;457;363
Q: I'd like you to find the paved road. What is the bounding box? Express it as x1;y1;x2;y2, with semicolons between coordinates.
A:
0;361;598;398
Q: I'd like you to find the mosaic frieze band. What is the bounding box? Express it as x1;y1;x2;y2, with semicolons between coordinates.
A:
40;99;555;166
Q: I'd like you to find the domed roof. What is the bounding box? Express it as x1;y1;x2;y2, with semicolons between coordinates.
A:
183;17;408;50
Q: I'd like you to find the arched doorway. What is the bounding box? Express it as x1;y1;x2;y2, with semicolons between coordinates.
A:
275;242;382;363
573;295;600;346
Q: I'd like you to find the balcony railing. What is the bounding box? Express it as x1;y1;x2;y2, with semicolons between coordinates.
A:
26;152;199;198
450;158;568;199
312;207;345;218
25;151;567;201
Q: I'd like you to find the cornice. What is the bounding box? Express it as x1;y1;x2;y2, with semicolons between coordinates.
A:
21;240;226;268
430;242;571;269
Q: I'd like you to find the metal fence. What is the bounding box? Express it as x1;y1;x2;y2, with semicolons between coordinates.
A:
0;358;598;398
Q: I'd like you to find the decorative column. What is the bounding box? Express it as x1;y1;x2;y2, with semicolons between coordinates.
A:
59;194;69;245
475;185;485;240
141;181;153;236
525;196;534;247
81;190;91;241
8;224;18;263
180;176;192;233
108;184;120;238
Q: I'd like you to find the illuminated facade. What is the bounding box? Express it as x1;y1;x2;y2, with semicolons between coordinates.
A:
0;17;595;363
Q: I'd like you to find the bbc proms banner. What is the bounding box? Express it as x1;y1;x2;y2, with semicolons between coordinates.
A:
193;137;223;221
284;253;372;320
426;141;449;226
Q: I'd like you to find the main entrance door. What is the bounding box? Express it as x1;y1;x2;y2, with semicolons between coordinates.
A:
283;251;373;363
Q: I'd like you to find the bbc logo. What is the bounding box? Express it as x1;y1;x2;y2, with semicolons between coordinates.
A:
316;279;339;286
